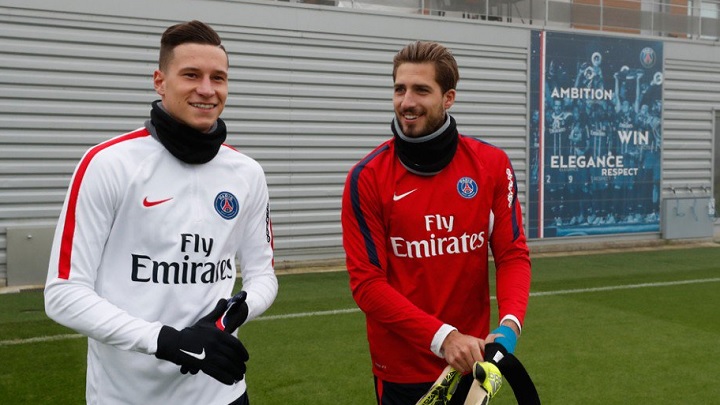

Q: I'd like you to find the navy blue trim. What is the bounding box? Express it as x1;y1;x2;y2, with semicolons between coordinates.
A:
349;145;389;268
464;135;522;240
462;133;494;148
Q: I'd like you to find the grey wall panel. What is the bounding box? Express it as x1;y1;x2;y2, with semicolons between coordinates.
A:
663;44;720;198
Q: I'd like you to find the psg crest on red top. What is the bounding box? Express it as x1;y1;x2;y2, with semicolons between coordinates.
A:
457;177;478;199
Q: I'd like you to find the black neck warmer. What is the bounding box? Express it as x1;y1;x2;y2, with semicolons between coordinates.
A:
150;100;227;164
392;114;459;175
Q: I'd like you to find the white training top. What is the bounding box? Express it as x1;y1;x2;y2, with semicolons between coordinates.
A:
45;124;278;405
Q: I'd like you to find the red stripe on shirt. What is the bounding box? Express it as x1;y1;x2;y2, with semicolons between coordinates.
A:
57;128;150;279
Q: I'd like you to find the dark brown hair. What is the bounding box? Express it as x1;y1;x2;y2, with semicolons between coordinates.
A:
392;41;459;94
158;20;227;70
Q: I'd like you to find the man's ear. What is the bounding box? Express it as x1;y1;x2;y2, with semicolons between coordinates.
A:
443;89;456;110
153;69;165;96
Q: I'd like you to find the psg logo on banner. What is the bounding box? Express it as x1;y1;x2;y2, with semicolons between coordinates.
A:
214;191;239;220
457;177;478;199
639;47;656;68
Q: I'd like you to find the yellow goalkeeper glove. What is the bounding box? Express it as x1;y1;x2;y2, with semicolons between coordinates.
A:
473;361;503;399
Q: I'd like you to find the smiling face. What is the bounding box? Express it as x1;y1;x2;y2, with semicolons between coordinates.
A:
393;62;455;138
153;42;228;133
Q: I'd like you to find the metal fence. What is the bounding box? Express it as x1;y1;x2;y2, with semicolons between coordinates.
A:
272;0;720;39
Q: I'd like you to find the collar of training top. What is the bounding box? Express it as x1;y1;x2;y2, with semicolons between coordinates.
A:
150;100;227;164
391;114;459;176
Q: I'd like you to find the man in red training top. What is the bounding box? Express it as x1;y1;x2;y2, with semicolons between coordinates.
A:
341;40;532;404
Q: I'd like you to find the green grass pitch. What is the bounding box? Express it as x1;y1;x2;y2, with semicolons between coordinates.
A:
1;245;719;404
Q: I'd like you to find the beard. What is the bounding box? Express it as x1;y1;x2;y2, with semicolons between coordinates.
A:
396;107;447;138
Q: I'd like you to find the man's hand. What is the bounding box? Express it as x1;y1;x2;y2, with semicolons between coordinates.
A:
155;299;249;385
440;330;484;373
215;291;249;334
485;322;519;354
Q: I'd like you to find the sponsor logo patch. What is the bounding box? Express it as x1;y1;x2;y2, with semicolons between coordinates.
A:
180;348;206;360
142;196;173;207
393;188;418;201
506;168;515;208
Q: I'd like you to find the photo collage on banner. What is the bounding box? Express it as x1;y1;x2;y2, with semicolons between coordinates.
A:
528;31;664;238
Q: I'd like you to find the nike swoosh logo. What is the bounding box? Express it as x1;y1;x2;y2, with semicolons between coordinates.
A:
180;348;206;360
142;197;173;207
393;189;418;201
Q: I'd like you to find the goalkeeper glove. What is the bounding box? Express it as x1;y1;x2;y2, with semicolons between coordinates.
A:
472;361;503;399
415;367;461;405
155;299;249;385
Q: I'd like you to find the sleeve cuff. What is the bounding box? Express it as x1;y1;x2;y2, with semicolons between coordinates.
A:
499;314;522;335
431;324;457;358
146;324;163;355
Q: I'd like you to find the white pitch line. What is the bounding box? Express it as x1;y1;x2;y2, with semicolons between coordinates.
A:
3;277;719;347
258;308;360;321
256;277;720;321
528;277;720;297
0;333;84;347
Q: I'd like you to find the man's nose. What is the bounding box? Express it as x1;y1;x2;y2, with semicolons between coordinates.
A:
400;91;417;108
196;76;214;96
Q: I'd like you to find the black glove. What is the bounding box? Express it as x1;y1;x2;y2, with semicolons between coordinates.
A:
182;292;249;376
215;291;249;334
155;299;249;385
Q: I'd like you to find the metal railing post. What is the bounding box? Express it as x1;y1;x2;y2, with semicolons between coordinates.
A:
650;0;654;34
698;0;703;38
